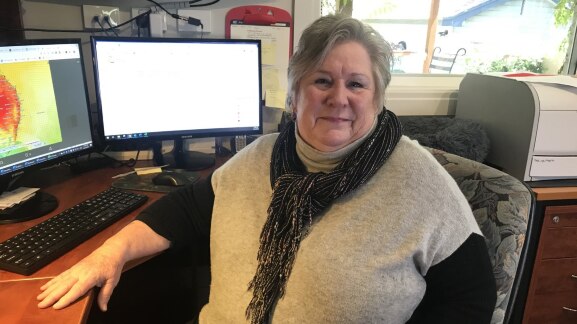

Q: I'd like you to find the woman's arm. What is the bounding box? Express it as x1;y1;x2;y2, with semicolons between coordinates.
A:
406;234;497;324
136;173;214;249
37;174;215;311
37;220;170;311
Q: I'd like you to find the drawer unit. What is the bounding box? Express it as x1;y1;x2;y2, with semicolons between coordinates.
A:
532;259;577;295
523;205;577;324
524;291;577;324
540;227;577;259
542;206;577;227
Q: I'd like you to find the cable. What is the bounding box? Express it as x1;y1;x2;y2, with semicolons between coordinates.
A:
146;0;203;29
94;17;112;36
115;9;152;29
146;0;206;6
103;16;120;36
134;9;151;37
98;151;139;168
189;0;220;7
147;0;173;13
129;150;140;167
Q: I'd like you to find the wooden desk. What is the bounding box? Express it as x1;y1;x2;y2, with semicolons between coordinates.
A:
0;279;91;324
532;186;577;202
0;165;164;324
522;186;577;324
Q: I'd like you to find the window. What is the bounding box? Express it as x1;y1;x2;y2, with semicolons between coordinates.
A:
320;0;577;75
295;0;577;115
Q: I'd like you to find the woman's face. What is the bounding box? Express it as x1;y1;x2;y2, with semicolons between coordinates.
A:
294;41;377;152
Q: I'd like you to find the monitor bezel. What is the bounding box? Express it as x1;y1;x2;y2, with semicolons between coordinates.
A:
0;38;96;183
90;36;264;147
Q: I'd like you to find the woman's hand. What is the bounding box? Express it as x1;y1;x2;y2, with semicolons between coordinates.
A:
36;244;125;311
36;220;170;311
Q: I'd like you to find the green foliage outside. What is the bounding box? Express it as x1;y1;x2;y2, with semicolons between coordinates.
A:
463;55;544;74
554;0;576;26
457;1;576;74
487;57;544;73
554;0;577;72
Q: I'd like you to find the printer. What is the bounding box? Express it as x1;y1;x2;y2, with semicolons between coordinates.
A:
456;73;577;183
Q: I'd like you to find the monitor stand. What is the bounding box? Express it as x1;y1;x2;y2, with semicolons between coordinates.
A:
0;191;58;224
152;139;215;171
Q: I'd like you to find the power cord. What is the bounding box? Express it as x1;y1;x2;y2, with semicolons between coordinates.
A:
148;0;220;8
189;0;220;7
93;16;114;36
103;16;120;36
113;9;152;31
99;150;140;168
147;0;203;29
0;0;218;36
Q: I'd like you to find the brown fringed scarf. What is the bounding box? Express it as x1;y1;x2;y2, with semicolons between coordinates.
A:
246;109;402;324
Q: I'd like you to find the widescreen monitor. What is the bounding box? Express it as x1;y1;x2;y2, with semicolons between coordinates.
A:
91;36;263;170
0;39;95;223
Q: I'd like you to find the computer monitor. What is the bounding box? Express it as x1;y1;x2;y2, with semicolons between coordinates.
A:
91;36;263;170
0;38;95;223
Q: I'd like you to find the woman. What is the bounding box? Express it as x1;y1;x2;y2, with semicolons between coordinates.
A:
38;15;496;323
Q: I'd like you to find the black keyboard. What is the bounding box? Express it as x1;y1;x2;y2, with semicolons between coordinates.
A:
0;187;148;275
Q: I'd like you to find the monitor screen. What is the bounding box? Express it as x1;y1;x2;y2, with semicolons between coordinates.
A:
0;38;95;223
91;36;262;169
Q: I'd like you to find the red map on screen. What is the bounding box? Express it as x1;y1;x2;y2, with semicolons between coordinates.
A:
0;75;21;142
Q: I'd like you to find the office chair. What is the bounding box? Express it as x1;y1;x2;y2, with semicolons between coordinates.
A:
428;147;535;324
429;47;467;73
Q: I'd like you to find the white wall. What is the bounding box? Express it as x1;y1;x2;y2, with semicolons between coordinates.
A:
20;0;293;96
21;0;293;133
292;0;320;53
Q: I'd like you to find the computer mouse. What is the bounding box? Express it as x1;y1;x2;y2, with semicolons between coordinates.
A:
151;172;188;187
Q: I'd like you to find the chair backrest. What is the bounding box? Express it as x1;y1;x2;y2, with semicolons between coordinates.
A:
429;47;466;73
427;147;535;324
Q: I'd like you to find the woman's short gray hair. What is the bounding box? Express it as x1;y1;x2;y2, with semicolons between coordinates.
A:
286;14;393;114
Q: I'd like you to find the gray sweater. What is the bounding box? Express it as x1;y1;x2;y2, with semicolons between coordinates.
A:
198;134;481;323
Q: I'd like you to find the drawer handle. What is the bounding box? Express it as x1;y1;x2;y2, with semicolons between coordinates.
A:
563;307;577;312
552;216;560;224
572;275;577;280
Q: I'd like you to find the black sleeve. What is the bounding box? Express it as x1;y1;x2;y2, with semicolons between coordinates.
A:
406;233;497;324
135;172;214;251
